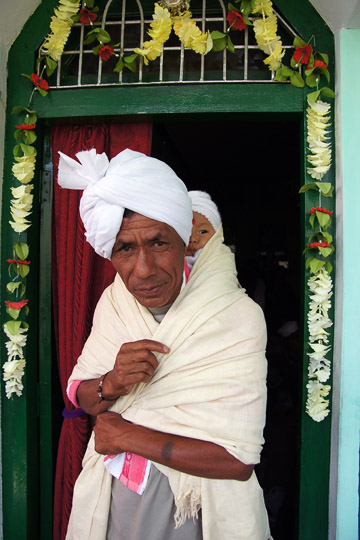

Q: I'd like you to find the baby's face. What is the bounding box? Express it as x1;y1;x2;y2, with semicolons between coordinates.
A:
185;211;215;256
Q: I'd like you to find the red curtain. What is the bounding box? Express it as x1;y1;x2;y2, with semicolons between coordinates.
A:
51;123;152;540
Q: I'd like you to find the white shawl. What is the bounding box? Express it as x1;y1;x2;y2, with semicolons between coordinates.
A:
66;227;270;540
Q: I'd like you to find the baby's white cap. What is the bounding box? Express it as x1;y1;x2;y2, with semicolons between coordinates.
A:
188;190;221;231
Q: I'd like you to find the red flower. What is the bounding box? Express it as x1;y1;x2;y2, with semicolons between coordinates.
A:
7;259;31;265
293;44;312;65
309;206;333;215
5;299;29;310
80;8;98;24
98;45;114;61
31;73;50;91
306;60;328;71
227;10;246;31
15;123;36;130
309;241;330;249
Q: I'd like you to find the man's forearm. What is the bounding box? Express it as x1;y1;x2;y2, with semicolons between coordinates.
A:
94;413;254;481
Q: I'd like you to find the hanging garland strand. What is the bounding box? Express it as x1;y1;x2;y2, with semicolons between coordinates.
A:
3;0;82;399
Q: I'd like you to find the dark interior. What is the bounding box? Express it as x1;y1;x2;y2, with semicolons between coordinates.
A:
151;118;302;539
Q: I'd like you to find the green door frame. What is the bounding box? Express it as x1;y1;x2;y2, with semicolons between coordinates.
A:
1;1;335;539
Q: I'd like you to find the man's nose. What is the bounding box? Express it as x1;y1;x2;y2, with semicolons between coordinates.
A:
133;248;156;278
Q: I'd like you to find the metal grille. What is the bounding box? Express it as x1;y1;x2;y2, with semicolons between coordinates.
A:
43;0;297;89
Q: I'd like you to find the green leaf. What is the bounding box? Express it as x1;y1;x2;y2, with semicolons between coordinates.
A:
46;56;58;77
309;213;316;228
83;32;97;45
325;261;333;274
97;29;111;43
305;73;318;88
211;37;227;52
18;264;30;278
315;182;334;197
85;0;95;8
322;232;333;243
24;131;37;145
307;90;321;104
24;306;30;317
14;242;29;260
27;112;38;124
37;87;48;97
211;31;226;40
281;65;294;77
124;59;137;73
14;129;22;142
113;58;125;73
290;71;304;88
11;106;36;116
318;52;329;65
307;257;325;274
319;246;333;257
299;182;316;193
227;35;235;54
290;57;298;69
320;67;330;83
6;282;25;295
293;36;307;48
6;307;21;320
20;143;36;156
320;87;336;99
316;211;331;230
124;54;138;64
92;44;103;55
3;320;22;335
274;70;288;83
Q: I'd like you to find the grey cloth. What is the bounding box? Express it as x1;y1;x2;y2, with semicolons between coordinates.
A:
106;464;202;540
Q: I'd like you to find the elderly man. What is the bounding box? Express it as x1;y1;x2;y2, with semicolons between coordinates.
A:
58;148;270;540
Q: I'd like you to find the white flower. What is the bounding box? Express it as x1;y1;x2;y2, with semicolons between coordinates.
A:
306;98;332;179
306;380;331;422
3;360;26;399
306;268;333;420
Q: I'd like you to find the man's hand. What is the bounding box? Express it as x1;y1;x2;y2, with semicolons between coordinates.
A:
76;339;169;416
104;339;169;398
94;411;131;455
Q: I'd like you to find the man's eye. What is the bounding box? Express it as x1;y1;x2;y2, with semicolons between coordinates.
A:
153;241;167;249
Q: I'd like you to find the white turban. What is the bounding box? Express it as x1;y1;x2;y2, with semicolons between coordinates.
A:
189;190;221;231
57;148;193;259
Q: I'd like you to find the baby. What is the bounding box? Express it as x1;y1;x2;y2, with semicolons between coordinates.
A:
185;190;221;271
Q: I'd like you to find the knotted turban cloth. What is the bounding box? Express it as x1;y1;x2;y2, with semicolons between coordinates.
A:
57;148;193;259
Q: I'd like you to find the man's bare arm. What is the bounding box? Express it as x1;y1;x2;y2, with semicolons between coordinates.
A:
94;412;254;481
76;339;168;416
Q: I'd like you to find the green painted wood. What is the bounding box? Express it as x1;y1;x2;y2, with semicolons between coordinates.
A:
1;1;335;539
32;83;304;119
38;128;54;540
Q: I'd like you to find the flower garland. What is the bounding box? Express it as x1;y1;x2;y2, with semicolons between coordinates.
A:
3;1;336;424
3;0;81;399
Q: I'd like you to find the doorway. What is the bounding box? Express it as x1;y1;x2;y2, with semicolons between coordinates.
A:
151;118;302;539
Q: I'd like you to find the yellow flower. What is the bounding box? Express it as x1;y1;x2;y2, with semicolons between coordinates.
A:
42;0;80;61
134;40;163;65
191;31;213;55
148;4;172;43
263;40;285;71
252;11;284;71
252;0;274;17
175;20;199;48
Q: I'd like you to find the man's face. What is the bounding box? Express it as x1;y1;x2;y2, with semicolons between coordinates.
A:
111;213;185;308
